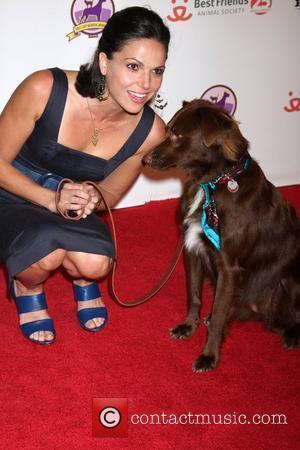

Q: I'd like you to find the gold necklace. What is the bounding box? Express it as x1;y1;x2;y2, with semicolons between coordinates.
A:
86;98;109;146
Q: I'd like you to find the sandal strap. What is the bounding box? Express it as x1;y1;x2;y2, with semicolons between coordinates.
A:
15;293;47;314
77;307;107;324
20;318;55;339
73;283;100;302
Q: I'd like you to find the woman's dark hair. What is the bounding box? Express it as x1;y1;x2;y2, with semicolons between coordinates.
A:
75;6;170;98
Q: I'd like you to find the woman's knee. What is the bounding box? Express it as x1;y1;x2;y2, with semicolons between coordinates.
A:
36;249;67;272
64;252;113;280
15;249;67;288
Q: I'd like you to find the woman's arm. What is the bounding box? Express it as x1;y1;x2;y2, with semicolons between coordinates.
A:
0;71;93;216
96;113;166;209
0;70;59;209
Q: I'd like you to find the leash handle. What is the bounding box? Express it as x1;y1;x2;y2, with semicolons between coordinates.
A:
55;179;183;307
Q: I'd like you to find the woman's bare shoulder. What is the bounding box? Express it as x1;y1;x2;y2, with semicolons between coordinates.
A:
139;112;166;155
4;69;54;121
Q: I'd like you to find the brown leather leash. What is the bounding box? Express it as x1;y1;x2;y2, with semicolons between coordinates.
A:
55;179;183;307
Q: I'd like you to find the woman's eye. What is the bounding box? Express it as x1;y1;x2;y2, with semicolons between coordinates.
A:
153;68;165;76
127;63;139;71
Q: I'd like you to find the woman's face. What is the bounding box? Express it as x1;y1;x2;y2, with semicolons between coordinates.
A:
99;38;167;114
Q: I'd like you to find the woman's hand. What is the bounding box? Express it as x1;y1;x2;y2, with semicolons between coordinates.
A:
56;182;100;218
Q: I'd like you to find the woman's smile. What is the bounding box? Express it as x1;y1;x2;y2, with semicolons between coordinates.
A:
127;90;149;104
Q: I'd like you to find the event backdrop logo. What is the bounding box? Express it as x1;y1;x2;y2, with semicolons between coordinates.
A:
167;0;193;22
201;85;237;115
171;1;252;19
67;0;115;41
283;91;300;112
250;0;272;15
166;1;275;19
153;92;168;114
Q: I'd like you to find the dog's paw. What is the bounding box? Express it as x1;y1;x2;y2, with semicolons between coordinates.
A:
170;322;195;339
283;324;300;349
192;354;217;373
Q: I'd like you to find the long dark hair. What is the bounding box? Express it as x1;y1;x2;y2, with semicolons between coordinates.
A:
75;6;170;98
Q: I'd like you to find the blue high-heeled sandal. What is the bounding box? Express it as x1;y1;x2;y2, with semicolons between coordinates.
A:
73;283;108;332
14;289;56;345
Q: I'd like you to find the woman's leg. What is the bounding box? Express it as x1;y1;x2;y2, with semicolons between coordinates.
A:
15;249;67;343
62;251;113;330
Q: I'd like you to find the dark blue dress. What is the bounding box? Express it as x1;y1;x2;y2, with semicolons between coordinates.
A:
0;68;155;290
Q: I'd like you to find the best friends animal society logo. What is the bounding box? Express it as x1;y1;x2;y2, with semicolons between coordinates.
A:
66;0;115;41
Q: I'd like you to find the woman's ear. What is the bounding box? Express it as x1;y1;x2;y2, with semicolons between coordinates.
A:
99;52;108;75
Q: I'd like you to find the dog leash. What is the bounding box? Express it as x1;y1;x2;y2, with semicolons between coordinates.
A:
55;179;183;307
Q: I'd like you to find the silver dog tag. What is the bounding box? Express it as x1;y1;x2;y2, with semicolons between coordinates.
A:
227;179;239;193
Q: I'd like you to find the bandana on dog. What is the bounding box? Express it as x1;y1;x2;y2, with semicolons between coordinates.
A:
200;156;251;251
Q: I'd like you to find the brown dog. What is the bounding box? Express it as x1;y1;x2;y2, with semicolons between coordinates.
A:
144;99;300;372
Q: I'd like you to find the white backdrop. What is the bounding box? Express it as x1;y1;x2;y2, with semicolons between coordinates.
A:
1;0;299;208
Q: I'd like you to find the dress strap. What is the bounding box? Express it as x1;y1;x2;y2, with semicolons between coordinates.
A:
105;105;155;176
36;67;68;139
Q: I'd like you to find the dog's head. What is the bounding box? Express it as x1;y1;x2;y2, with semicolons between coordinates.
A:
144;99;249;178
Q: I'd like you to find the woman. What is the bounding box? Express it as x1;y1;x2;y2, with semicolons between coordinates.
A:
0;7;170;344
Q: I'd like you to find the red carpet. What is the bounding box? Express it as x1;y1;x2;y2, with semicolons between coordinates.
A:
1;185;299;449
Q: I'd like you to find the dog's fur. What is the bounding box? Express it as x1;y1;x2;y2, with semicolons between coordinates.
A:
144;99;300;372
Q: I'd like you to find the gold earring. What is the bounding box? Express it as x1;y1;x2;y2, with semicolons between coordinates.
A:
96;74;108;102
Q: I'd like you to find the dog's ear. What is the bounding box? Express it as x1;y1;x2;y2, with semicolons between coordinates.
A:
199;109;248;161
218;121;249;161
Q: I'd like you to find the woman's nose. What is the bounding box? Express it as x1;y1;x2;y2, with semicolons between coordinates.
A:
138;71;151;90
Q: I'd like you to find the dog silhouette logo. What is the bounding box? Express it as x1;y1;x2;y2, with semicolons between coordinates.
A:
67;0;115;41
201;85;237;116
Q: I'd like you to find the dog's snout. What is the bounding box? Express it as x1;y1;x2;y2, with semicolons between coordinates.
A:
142;154;152;166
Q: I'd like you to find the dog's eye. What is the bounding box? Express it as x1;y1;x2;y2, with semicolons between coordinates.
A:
166;126;176;137
169;129;183;144
166;125;183;142
171;127;183;139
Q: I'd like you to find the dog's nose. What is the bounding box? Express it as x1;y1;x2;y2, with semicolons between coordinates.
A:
142;154;152;166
